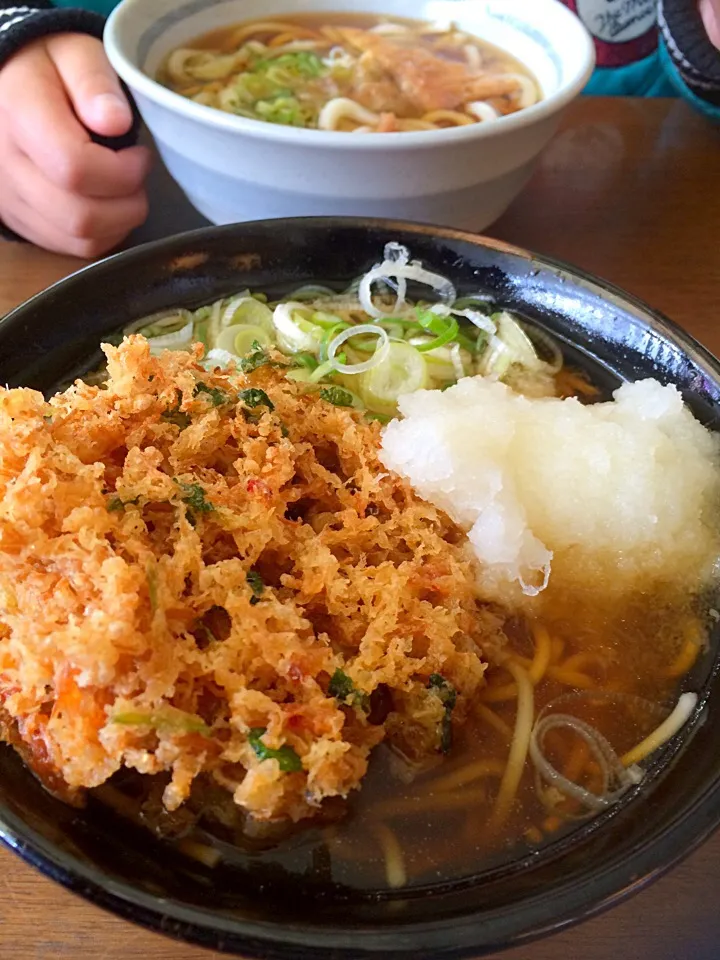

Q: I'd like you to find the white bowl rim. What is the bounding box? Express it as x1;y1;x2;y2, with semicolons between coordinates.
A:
104;0;596;151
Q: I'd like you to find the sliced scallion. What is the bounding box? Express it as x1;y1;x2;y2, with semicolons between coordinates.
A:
414;308;459;352
327;324;390;376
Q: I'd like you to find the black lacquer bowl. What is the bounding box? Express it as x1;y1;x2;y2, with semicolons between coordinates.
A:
1;218;719;959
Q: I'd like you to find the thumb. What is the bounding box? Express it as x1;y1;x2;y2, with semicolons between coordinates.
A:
46;33;133;138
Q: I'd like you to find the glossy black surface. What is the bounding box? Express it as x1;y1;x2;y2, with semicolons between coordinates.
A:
0;218;719;959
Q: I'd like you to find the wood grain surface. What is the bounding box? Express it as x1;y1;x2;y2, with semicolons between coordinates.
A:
0;97;718;960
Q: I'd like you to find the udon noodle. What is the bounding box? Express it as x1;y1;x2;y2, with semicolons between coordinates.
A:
0;246;716;894
158;13;540;133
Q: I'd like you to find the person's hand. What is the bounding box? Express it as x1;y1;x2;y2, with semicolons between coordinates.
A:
699;0;720;50
0;33;151;257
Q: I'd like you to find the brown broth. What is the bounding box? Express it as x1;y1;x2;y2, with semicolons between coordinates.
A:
158;13;540;133
91;567;705;894
79;289;711;894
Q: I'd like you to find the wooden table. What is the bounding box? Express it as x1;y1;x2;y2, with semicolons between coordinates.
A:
0;97;718;960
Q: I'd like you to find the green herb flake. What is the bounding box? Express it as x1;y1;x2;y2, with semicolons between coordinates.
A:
248;727;302;772
239;388;274;412
162;407;191;429
161;391;191;430
328;669;354;701
428;674;457;754
328;669;370;712
319;386;354;408
428;673;457;709
194;382;230;407
107;495;140;513
177;481;214;515
246;569;265;605
239;341;272;374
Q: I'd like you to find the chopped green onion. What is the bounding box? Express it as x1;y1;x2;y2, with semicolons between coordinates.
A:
285;368;315;383
126;312;195;354
493;311;544;372
272;302;325;354
452;296;494;312
112;707;210;736
365;411;391;424
455;329;481;353
287;284;337;301
319;322;350;362
216;324;274;358
327;324;390;376
266;51;325;78
221;297;274;333
359;341;428;415
309;353;345;383
414;307;459;352
255;96;310;127
312;311;347;331
293;352;319;371
194;319;210;347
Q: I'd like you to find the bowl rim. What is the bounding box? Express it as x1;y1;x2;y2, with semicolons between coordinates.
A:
103;0;596;151
2;216;720;959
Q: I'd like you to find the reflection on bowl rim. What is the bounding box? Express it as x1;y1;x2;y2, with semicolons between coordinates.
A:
104;0;596;149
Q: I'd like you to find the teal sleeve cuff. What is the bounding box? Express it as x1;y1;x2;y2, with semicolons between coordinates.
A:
583;51;676;97
658;39;720;122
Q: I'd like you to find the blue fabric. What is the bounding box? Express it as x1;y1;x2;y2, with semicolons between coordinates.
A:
54;0;116;12
582;34;719;122
584;50;676;97
657;38;720;120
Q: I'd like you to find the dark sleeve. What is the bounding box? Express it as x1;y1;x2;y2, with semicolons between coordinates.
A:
0;2;105;70
0;1;141;243
659;0;720;116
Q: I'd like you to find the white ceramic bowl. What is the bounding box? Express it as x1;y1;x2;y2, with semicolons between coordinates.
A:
105;0;594;231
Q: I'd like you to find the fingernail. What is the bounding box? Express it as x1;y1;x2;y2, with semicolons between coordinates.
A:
93;92;130;119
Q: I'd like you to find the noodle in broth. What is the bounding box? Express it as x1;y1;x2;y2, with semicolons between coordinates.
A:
158;13;540;132
0;246;716;896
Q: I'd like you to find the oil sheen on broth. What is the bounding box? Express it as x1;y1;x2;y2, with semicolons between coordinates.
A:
158;13;540;132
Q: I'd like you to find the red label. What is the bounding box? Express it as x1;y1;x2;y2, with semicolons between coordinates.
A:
564;0;658;67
